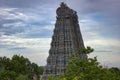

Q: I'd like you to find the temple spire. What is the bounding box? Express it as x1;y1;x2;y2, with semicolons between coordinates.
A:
60;2;67;7
42;3;86;80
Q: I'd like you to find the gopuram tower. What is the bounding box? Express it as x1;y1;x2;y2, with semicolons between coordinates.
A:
42;2;86;80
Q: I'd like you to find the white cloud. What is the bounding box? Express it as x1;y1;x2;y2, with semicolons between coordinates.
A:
1;35;51;48
83;28;120;67
3;22;27;27
0;8;17;11
0;8;34;22
79;15;120;52
0;35;51;65
85;37;120;52
88;51;120;68
79;15;120;67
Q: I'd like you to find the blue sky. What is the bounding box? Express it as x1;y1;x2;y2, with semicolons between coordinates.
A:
0;0;120;67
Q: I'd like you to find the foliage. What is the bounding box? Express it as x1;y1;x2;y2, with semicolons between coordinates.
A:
0;55;44;80
48;74;66;80
0;70;17;80
16;74;29;80
65;56;120;80
48;47;120;80
81;46;94;54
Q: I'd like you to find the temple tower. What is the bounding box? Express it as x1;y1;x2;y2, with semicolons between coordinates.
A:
42;2;86;80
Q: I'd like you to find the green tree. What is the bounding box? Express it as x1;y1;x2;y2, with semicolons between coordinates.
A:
0;56;11;70
0;55;44;80
0;70;17;80
39;66;44;75
16;74;29;80
48;47;120;80
10;55;31;74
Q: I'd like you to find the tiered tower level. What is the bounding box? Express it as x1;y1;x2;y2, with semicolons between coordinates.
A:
42;2;86;80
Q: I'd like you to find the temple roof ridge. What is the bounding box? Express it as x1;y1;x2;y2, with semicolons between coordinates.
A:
60;2;68;7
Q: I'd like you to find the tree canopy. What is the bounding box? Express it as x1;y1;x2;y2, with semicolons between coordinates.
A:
48;47;120;80
0;55;44;80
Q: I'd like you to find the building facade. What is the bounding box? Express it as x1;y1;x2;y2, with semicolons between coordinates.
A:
42;2;86;80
